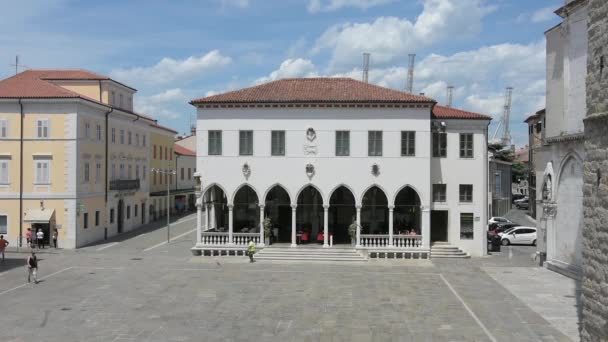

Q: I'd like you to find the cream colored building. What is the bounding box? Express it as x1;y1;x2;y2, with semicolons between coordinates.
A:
149;126;177;220
0;69;171;248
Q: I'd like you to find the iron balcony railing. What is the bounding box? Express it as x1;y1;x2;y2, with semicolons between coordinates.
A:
109;179;140;191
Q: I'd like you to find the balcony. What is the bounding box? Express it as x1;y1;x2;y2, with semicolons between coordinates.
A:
109;179;140;191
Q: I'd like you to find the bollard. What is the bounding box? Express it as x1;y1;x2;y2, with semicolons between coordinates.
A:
330;235;333;247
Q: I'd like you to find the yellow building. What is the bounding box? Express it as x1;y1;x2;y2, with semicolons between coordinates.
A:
0;69;173;248
148;126;177;220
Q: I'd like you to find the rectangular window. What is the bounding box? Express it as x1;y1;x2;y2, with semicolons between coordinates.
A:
164;147;167;160
459;133;474;158
84;122;90;138
0;119;7;137
432;184;446;202
208;131;222;155
119;94;124;108
95;163;101;183
153;145;157;159
153;172;157;185
111;128;115;143
126;206;130;219
120;130;124;144
401;131;416;156
271;130;285;156
187;168;191;180
459;184;473;202
164;174;168;185
83;213;89;229
142;135;146;147
111;91;115;106
143;166;146;181
111;164;116;180
119;164;124;179
135;165;140;180
494;171;502;194
170;148;172;160
84;163;90;182
159;172;163;185
368;131;383;156
128;165;132;179
335;131;350;156
35;160;50;184
128;131;132;145
0;215;6;234
96;124;102;141
135;133;139;146
239;130;253;155
37;119;49;138
95;211;100;226
134;204;138;217
0;160;9;184
432;132;447;157
460;213;474;240
181;168;184;180
110;209;114;224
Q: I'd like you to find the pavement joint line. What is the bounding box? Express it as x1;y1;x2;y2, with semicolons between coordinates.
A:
95;242;120;251
439;273;498;342
143;228;197;252
0;267;74;296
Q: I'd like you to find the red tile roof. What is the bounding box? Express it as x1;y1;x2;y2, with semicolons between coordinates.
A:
191;78;435;104
174;144;196;156
149;122;178;135
432;105;491;120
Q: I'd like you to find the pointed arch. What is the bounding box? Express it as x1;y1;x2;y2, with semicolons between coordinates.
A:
203;183;229;202
264;184;293;243
231;183;261;206
393;185;422;235
263;183;292;205
392;184;424;206
360;185;389;235
360;184;389;206
329;185;357;244
557;151;583;187
328;183;358;206
295;183;325;206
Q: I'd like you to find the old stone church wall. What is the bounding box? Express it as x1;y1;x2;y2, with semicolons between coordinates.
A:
581;0;608;340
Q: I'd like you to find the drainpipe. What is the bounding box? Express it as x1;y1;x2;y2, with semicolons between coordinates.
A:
104;108;114;203
18;99;24;247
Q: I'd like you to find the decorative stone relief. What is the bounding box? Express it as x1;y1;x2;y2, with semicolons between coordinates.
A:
303;127;318;156
305;163;315;179
371;163;380;176
242;163;251;179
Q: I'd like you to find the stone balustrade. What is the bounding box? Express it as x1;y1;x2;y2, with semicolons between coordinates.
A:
232;233;260;245
360;234;422;248
201;232;230;245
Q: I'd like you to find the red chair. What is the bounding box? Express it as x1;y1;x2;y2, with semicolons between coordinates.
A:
317;231;324;243
301;231;310;243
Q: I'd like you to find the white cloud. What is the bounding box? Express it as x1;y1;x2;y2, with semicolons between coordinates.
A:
307;0;394;13
530;6;557;23
312;0;495;70
255;58;318;84
135;88;188;120
220;0;249;8
111;50;232;87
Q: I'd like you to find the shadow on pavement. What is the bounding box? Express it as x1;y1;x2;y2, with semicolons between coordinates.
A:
0;256;46;272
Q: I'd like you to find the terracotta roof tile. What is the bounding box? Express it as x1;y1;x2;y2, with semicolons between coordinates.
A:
191;78;435;104
174;144;196;156
150;122;178;135
432;105;491;120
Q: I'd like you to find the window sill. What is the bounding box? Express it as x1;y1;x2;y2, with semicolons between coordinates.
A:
458;201;474;204
33;183;51;186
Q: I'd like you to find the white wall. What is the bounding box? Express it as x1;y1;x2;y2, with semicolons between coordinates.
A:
176;154;195;190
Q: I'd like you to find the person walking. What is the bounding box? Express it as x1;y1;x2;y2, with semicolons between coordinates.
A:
36;229;44;249
0;235;8;262
52;229;58;248
27;252;38;284
25;228;32;248
247;239;256;263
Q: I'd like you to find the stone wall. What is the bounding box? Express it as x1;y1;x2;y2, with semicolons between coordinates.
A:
581;0;608;340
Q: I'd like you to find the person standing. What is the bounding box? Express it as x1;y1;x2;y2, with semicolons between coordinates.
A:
52;229;58;248
0;235;8;262
25;228;32;248
247;239;256;263
27;252;38;284
36;229;44;249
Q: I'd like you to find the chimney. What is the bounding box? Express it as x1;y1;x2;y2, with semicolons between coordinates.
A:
190;125;196;136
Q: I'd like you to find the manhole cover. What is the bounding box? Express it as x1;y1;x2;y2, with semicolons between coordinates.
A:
131;258;143;261
61;307;71;311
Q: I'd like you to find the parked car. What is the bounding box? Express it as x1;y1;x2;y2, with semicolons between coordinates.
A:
501;227;537;246
490;223;521;235
515;199;529;210
512;194;526;203
514;196;529;204
488;217;512;224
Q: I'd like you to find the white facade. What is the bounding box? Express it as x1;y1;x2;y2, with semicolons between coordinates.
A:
194;106;489;256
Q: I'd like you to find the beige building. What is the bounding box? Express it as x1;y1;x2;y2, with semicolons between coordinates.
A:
0;69;172;248
148;125;177;220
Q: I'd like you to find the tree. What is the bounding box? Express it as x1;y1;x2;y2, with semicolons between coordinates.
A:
512;161;528;183
489;143;515;162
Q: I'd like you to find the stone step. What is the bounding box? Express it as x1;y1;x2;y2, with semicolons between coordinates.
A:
431;246;461;250
255;256;367;261
430;254;471;259
430;251;468;256
258;253;362;259
259;249;361;255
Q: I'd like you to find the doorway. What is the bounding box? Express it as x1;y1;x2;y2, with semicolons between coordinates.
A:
431;210;448;242
141;200;146;224
117;200;124;233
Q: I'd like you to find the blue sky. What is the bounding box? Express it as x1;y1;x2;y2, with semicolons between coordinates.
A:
1;0;563;145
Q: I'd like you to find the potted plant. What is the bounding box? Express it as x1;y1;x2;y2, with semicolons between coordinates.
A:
348;221;358;246
263;217;272;245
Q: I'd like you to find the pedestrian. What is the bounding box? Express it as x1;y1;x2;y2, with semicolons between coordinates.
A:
25;228;32;248
52;229;58;248
27;252;38;284
0;235;8;262
36;229;44;249
247;239;256;263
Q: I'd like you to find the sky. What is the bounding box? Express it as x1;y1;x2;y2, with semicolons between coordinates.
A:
0;0;564;146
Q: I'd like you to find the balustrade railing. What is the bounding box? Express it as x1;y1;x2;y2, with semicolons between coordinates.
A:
201;232;229;245
360;234;422;248
232;233;260;245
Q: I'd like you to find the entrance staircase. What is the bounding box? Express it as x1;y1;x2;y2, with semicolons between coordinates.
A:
431;242;470;258
255;246;367;262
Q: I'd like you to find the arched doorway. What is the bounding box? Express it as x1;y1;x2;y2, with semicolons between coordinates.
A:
361;186;388;234
329;186;356;244
265;185;291;243
233;185;259;233
554;157;583;266
394;186;421;235
296;186;323;243
204;185;228;231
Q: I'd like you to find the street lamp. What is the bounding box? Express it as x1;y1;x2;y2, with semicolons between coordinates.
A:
151;167;176;243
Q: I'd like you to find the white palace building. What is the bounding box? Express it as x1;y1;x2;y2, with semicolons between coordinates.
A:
190;78;491;258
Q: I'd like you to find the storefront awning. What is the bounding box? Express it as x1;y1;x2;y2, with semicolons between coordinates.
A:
24;208;55;223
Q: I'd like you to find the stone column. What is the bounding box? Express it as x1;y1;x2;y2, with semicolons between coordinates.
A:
323;205;329;248
421;206;430;249
356;205;362;248
291;204;297;247
204;204;209;230
228;204;234;245
388;205;394;247
259;205;265;247
196;200;202;244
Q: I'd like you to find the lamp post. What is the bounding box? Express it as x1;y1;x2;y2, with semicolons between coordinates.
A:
151;167;176;243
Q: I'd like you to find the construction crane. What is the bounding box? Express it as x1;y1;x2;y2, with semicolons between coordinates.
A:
446;85;454;107
362;52;370;83
491;87;513;146
406;54;415;92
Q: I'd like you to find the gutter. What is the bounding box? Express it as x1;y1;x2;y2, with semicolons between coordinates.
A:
18;99;24;247
104;108;114;203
